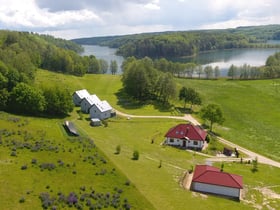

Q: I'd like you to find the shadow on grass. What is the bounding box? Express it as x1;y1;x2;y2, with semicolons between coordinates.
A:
4;110;70;120
115;88;174;113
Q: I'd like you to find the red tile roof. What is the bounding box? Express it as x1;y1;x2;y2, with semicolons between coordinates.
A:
192;165;243;189
164;124;207;141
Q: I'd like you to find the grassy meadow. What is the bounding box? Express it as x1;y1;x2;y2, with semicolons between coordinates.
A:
176;78;280;161
1;69;280;209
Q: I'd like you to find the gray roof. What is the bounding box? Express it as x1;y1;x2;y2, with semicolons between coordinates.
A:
75;89;90;99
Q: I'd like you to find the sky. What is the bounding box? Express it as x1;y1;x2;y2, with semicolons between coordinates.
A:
0;0;279;39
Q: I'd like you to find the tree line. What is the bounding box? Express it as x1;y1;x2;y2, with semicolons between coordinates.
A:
121;56;225;131
0;31;83;116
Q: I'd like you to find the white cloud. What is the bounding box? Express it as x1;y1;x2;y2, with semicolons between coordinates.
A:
0;0;280;39
0;0;101;29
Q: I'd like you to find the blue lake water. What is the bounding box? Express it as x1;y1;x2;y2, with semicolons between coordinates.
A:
82;45;280;76
81;45;124;74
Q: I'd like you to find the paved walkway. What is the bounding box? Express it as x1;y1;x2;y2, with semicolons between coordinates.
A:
115;110;280;168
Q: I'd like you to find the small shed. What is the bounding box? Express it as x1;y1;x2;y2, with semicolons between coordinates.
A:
64;121;79;136
90;118;101;126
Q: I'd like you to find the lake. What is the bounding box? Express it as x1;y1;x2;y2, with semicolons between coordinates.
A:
82;45;280;76
177;48;280;76
81;45;124;74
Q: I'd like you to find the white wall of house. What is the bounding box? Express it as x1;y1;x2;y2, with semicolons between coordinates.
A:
187;140;204;149
90;105;111;120
80;99;91;113
192;182;240;198
73;93;83;106
165;137;204;149
165;137;183;147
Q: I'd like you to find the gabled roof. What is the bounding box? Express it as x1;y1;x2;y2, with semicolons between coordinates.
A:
192;165;243;189
74;89;90;99
91;100;112;112
165;124;207;141
82;94;101;106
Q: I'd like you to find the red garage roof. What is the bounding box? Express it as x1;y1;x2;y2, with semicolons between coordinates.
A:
192;165;243;189
165;124;207;141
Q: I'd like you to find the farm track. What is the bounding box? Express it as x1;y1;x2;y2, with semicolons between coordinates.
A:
115;110;280;169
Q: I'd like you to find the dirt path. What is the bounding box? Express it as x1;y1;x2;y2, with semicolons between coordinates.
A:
115;110;280;168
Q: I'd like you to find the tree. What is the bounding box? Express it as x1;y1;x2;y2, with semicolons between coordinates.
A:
9;83;46;115
185;63;196;78
0;89;9;110
204;65;213;79
157;73;176;104
252;157;258;173
87;55;101;74
99;59;109;74
122;59;159;100
179;87;202;111
42;86;74;116
132;150;139;160
195;65;204;79
228;64;238;79
200;104;225;132
214;66;220;79
110;60;118;75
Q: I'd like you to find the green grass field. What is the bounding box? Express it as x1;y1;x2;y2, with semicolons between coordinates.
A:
176;78;280;161
1;70;280;209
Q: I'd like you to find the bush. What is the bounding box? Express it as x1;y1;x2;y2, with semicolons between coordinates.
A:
132;150;139;160
19;197;25;203
115;145;121;154
21;165;27;170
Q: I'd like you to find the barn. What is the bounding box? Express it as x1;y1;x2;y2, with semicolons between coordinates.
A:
191;165;243;200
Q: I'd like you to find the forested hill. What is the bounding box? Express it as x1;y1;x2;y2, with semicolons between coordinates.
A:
72;25;280;58
0;30;103;116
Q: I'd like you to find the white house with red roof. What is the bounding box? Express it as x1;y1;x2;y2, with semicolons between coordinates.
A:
164;123;207;150
191;165;243;199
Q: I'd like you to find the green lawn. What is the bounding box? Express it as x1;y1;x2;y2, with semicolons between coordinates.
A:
1;70;276;209
176;78;280;161
0;112;154;209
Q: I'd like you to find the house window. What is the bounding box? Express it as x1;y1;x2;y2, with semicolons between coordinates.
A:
193;141;198;145
169;138;174;143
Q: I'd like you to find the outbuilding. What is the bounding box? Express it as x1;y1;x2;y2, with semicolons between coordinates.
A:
64;121;79;136
90;118;101;126
191;165;243;200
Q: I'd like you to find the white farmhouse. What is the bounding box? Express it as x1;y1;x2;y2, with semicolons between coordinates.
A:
72;89;90;106
191;165;243;200
89;100;112;120
164;123;207;150
80;94;101;113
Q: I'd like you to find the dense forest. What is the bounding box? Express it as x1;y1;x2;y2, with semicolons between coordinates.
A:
0;30;107;116
72;25;280;58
